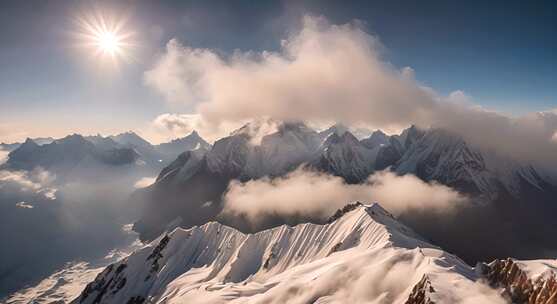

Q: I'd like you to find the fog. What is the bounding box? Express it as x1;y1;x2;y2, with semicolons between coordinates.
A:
0;163;150;297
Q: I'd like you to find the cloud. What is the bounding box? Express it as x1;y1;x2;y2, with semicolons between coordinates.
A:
133;177;156;188
152;113;199;135
152;113;241;142
145;16;437;130
221;169;467;230
145;15;557;167
15;201;34;209
0;148;8;165
0;168;57;200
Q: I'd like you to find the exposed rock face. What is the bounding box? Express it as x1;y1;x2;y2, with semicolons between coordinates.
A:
77;262;128;304
326;201;364;223
405;275;436;304
480;258;557;304
74;235;171;304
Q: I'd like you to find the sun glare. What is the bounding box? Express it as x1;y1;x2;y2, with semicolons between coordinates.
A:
96;31;120;55
73;9;134;63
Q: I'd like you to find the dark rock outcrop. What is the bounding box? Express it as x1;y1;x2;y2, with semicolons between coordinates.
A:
405;275;436;304
479;258;557;304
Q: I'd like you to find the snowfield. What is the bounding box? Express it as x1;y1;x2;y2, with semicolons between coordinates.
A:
71;203;511;304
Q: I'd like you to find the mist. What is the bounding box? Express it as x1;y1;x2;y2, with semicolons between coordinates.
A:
0;163;149;297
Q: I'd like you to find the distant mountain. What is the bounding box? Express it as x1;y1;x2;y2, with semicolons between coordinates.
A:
360;129;389;149
110;132;154;151
109;131;212;167
314;130;378;182
0;137;55;152
3;131;213;178
4;135;139;173
155;131;211;159
73;203;557;304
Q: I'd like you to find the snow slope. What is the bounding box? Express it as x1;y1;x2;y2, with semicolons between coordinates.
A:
72;203;509;304
394;128;550;199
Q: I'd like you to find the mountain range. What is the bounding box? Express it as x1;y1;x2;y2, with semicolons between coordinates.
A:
3;120;557;303
2;131;211;175
132;120;557;263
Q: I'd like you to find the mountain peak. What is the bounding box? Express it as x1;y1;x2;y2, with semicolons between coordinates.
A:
361;130;390;149
110;131;152;149
22;138;38;146
55;134;90;145
189;130;199;137
323;129;360;146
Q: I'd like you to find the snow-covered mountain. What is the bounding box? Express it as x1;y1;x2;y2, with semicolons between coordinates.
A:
155;131;211;158
3;131;213;174
314;130;379;182
72;203;557;304
4;135;140;174
207;121;322;179
109;131;212;167
393;128;552;199
133;120;557;263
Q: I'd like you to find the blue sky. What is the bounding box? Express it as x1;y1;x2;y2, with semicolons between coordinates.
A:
0;0;555;142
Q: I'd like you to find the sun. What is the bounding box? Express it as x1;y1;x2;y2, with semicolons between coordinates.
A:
73;9;135;62
95;31;122;55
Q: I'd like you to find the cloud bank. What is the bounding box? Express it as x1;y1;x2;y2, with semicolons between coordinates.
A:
145;15;557;167
151;113;241;142
0;168;57;200
221;169;467;230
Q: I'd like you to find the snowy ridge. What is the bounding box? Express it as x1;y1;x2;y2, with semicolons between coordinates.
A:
72;203;507;304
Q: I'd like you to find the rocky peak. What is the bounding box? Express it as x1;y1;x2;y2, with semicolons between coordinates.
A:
479;258;557;304
110;131;153;149
326;201;364;223
18;138;39;151
361;130;389;149
405;275;436;304
323;130;360;147
319;123;349;139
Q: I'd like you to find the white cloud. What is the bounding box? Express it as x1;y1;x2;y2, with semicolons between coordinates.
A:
221;169;467;229
151;113;241;142
15;201;34;209
133;177;156;188
0;168;57;200
145;16;437;131
145;15;557;167
0;148;8;165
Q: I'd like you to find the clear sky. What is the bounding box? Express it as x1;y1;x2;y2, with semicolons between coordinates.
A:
0;0;556;143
